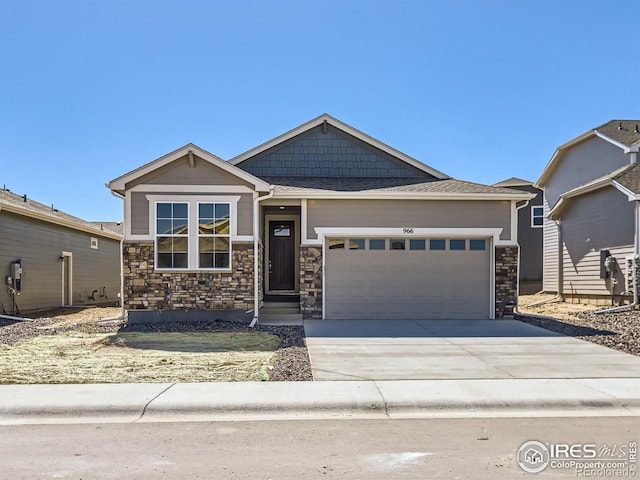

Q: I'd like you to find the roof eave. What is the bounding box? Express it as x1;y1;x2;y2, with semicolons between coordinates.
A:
0;204;123;240
228;113;450;180
272;190;535;201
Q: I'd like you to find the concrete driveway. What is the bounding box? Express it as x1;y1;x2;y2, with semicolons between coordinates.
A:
303;319;640;381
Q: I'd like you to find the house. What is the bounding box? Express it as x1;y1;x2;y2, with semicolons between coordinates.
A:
0;188;122;314
107;114;534;323
492;178;543;294
536;120;640;306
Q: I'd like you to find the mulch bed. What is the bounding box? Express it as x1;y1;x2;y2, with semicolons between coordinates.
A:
0;317;312;381
517;308;640;357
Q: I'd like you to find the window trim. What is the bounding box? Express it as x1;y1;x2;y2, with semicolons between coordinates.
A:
148;195;241;272
531;205;544;228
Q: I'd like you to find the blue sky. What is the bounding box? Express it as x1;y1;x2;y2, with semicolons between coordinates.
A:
1;0;639;221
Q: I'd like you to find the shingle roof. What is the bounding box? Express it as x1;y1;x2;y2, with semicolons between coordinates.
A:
613;162;640;194
492;177;534;187
263;176;529;196
0;189;122;239
595;120;640;147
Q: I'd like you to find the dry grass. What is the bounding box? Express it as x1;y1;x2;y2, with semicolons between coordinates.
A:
0;331;281;384
518;293;601;320
28;306;122;327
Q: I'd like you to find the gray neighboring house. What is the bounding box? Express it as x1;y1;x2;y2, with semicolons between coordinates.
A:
0;188;122;314
107;114;534;323
536;120;640;306
492;178;543;294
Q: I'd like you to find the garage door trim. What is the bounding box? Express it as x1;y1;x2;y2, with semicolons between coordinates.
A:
317;227;507;320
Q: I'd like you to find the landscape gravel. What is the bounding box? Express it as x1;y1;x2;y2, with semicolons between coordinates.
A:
517;308;640;357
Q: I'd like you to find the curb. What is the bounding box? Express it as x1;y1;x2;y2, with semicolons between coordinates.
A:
1;379;639;425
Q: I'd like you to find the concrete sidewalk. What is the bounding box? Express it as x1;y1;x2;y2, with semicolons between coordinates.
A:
2;378;640;425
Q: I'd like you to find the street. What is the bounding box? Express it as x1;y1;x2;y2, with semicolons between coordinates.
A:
1;417;638;479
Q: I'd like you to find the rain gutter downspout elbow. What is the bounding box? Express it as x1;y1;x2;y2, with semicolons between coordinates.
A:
250;187;275;328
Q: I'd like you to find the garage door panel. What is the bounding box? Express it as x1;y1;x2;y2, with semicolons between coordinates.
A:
325;237;491;320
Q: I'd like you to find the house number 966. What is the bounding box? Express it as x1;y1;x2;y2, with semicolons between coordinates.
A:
403;228;414;234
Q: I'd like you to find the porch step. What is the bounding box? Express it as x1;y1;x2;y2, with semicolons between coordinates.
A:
258;313;303;326
261;302;300;310
260;303;300;313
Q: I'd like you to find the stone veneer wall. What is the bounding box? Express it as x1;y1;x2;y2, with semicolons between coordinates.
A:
495;246;519;318
123;241;261;311
300;246;323;319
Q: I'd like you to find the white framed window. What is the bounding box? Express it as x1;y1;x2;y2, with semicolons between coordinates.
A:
531;206;544;228
90;237;99;250
151;196;240;271
197;202;230;269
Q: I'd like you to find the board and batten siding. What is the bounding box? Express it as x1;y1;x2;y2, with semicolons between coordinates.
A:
559;187;634;296
306;199;512;241
130;192;254;237
542;194;559;292
0;211;121;312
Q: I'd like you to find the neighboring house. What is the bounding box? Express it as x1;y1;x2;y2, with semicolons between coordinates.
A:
107;114;533;323
0;188;122;314
536;120;640;306
492;178;543;294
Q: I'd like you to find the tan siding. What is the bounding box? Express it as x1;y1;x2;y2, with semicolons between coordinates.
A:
125;155;254;189
128;192;253;237
131;192;149;235
0;211;121;312
542;195;559;292
306;199;512;240
560;187;634;296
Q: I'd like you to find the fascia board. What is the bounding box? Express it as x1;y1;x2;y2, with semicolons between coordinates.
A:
594;131;640;153
228;113;450;179
272;191;536;201
0;204;123;240
611;180;639;201
108;144;270;193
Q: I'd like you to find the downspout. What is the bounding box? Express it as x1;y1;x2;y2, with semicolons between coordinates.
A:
594;199;639;314
110;189;126;321
249;187;275;328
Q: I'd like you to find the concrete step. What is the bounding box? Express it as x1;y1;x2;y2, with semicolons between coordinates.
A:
260;307;301;315
259;313;303;324
261;302;300;309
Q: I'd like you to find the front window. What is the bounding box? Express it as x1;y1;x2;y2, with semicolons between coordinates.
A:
198;203;230;269
156;202;189;269
531;206;544;228
154;200;233;271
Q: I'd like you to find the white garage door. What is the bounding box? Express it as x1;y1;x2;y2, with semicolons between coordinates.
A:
324;237;491;320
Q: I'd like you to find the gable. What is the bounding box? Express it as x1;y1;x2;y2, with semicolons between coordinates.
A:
543;135;630;207
125;153;254;190
236;123;436;179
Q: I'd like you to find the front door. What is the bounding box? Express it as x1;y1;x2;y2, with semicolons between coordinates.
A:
269;221;295;291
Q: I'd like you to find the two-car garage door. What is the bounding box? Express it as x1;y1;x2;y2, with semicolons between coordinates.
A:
324;237;491;320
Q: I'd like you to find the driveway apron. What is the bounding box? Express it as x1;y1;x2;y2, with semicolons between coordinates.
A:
302;319;640;381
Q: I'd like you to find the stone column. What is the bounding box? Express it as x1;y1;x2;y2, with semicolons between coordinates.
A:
495;246;519;318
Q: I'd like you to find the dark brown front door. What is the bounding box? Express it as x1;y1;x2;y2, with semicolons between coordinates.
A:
269;221;295;291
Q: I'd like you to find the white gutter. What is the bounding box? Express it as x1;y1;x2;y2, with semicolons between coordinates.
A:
110;189;127;321
249;187;275;327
